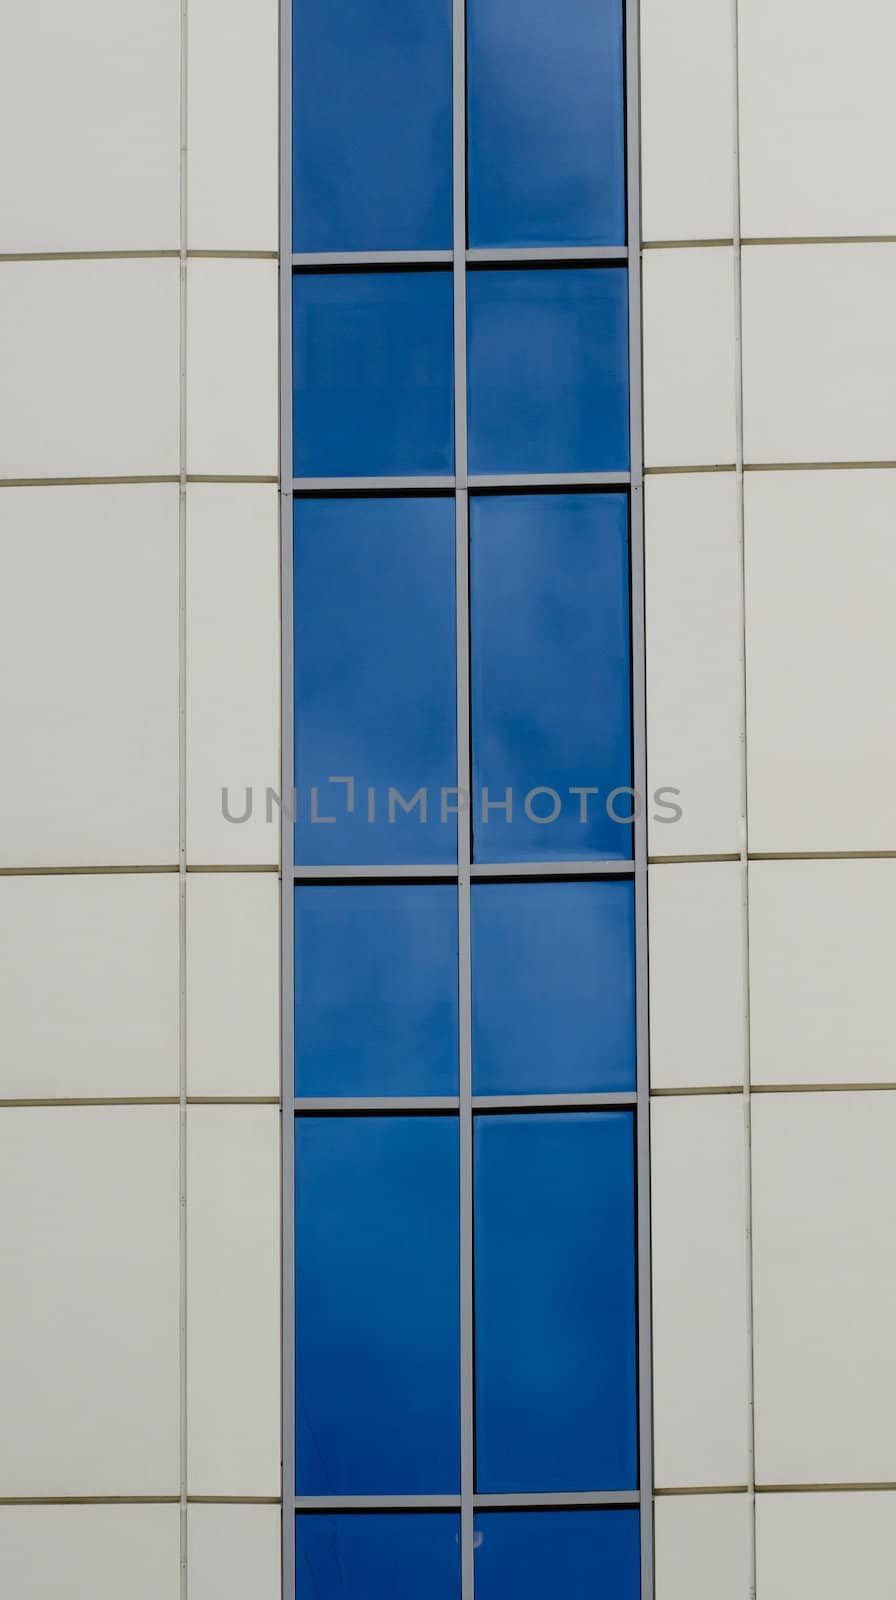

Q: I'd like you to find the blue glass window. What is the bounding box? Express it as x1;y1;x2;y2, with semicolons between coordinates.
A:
474;1112;637;1491
295;1116;460;1493
474;1510;639;1599
297;1513;461;1600
470;493;632;863
467;0;625;248
293;272;454;478
294;497;456;866
472;881;635;1095
466;269;629;475
295;884;459;1097
293;0;452;252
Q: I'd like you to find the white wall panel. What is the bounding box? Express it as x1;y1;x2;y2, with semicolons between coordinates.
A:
189;1504;281;1600
745;470;896;853
187;1107;280;1496
0;260;179;480
757;1491;896;1600
742;245;896;465
0;1107;179;1496
0;485;179;867
186;484;279;865
645;472;741;856
0;0;179;252
739;0;896;238
750;859;896;1085
640;0;734;242
649;863;744;1092
655;1494;751;1600
643;249;737;469
0;1505;179;1600
652;1096;749;1487
752;1093;896;1484
186;260;278;478
0;873;179;1099
188;0;279;250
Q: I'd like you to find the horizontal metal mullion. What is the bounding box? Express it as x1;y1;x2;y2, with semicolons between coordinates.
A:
293;475;631;494
472;1093;637;1111
293;1492;639;1511
293;476;455;493
292;1095;634;1113
473;1491;640;1508
292;251;453;268
469;860;635;878
295;1097;460;1113
292;862;635;882
466;246;628;265
467;473;631;489
294;864;458;881
295;1495;462;1510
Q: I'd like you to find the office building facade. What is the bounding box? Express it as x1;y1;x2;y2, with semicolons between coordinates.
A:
2;1;895;1596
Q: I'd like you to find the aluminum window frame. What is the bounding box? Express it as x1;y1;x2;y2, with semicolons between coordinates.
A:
280;0;652;1592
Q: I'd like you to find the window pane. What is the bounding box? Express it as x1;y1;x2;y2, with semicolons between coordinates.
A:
295;884;459;1096
472;881;635;1095
470;493;631;863
294;498;456;866
293;0;452;251
467;0;625;247
294;272;454;477
474;1510;640;1599
466;269;629;475
474;1112;637;1491
297;1513;461;1600
295;1116;460;1493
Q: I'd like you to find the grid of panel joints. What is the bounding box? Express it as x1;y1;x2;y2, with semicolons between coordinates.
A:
283;0;651;1597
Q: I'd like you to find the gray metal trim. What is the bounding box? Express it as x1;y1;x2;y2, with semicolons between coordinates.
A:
279;0;295;1592
292;473;631;492
470;860;634;878
624;0;655;1593
293;250;453;266
293;1491;640;1511
293;475;455;492
295;1097;461;1113
291;1094;636;1114
473;1491;641;1509
294;864;458;880
451;4;475;1595
295;1496;462;1511
291;247;628;267
466;246;628;264
467;472;631;488
292;861;634;881
472;1094;638;1111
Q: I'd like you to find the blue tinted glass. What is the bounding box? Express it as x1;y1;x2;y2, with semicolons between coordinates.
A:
474;1112;637;1491
466;269;629;475
293;0;452;251
294;498;456;866
295;1117;460;1493
294;272;454;477
470;494;631;862
295;884;459;1096
474;1510;640;1599
468;0;625;247
472;881;635;1095
297;1514;461;1600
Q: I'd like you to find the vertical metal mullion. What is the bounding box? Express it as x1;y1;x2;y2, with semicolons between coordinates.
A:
452;1;474;1597
279;0;295;1592
625;0;654;1595
177;0;189;1590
